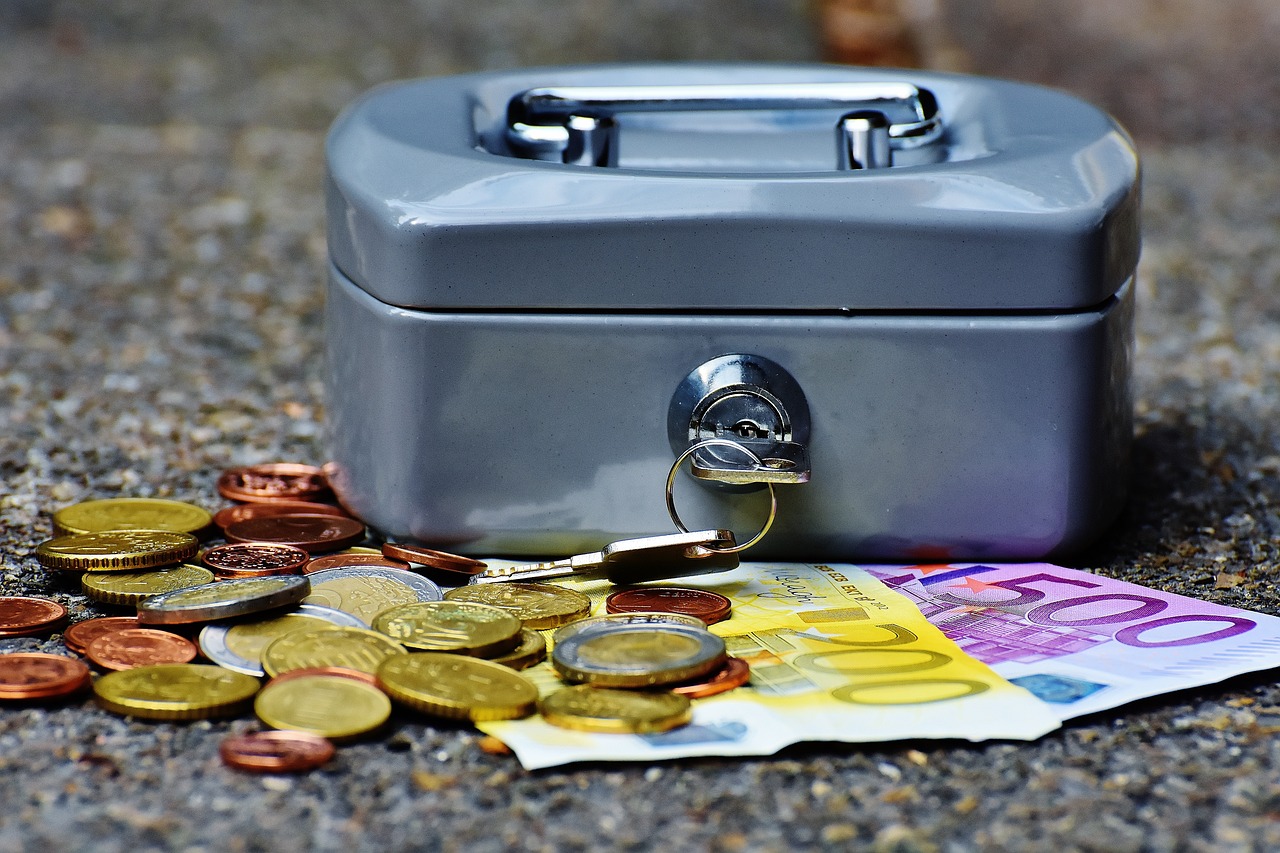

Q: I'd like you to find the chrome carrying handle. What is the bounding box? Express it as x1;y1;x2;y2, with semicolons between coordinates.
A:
505;82;943;170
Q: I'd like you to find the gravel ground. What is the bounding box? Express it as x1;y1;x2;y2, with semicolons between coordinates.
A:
3;2;1280;851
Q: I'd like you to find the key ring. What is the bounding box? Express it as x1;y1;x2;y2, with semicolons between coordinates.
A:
665;438;777;554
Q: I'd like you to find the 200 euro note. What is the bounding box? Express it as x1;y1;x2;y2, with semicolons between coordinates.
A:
478;563;1061;769
863;563;1280;720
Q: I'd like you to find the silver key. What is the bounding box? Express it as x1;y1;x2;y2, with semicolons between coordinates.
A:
471;529;739;585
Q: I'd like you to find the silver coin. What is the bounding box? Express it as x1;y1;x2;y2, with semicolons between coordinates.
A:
300;567;442;625
198;604;369;676
137;575;310;625
551;621;727;688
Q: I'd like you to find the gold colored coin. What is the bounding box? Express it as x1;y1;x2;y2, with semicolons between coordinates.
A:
36;530;199;573
488;628;547;671
93;664;260;721
255;674;391;741
376;653;537;722
199;605;369;677
443;582;591;630
80;564;215;606
371;601;522;657
538;685;692;734
53;498;213;538
261;626;406;678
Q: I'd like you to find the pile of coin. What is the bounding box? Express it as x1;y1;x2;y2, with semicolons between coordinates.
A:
0;462;749;772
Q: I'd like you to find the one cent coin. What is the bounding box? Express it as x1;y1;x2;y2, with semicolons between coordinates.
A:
220;730;335;773
303;553;410;574
605;587;733;625
224;515;365;554
0;596;69;638
380;543;486;576
64;616;143;655
217;463;331;504
201;543;310;577
0;653;92;701
213;500;350;531
670;656;751;699
86;629;199;671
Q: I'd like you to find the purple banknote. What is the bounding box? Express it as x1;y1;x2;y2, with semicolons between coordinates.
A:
863;563;1280;719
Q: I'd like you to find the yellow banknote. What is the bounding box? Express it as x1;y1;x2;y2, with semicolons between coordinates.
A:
479;563;1061;769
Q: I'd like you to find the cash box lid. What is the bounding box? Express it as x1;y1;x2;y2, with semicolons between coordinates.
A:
326;64;1139;312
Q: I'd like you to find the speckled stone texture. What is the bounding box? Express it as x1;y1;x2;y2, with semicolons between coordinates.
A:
2;2;1280;851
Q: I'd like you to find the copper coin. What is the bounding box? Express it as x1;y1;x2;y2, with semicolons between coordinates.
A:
303;554;411;574
0;653;92;700
85;628;199;671
267;666;381;689
220;730;335;773
202;543;310;577
64;616;143;655
217;463;332;504
670;656;751;699
224;515;366;554
0;596;70;638
380;543;487;576
213;501;350;531
604;587;733;625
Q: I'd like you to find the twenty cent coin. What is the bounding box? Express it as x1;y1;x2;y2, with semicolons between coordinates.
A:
372;601;522;657
224;515;365;554
36;530;199;572
0;596;69;638
93;664;260;720
53;498;213;538
220;730;335;773
85;628;198;671
136;575;310;625
444;582;591;630
261;626;406;678
0;653;91;701
538;686;692;734
605;586;732;625
198;604;369;677
376;653;537;722
80;563;215;607
255;674;391;741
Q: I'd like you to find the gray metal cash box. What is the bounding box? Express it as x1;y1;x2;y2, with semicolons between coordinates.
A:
323;63;1138;561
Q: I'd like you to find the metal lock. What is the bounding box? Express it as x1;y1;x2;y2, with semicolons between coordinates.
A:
667;354;811;487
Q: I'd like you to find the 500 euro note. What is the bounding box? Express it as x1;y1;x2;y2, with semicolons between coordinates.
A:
863;563;1280;719
479;563;1060;769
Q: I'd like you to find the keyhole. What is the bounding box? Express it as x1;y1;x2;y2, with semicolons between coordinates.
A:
732;419;769;440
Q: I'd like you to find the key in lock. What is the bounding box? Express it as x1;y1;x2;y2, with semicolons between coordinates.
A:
667;354;811;486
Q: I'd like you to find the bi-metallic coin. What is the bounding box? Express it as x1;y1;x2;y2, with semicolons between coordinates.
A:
136;575;310;625
551;620;727;688
301;567;442;624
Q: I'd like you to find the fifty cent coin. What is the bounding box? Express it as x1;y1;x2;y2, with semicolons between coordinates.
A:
36;530;199;573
